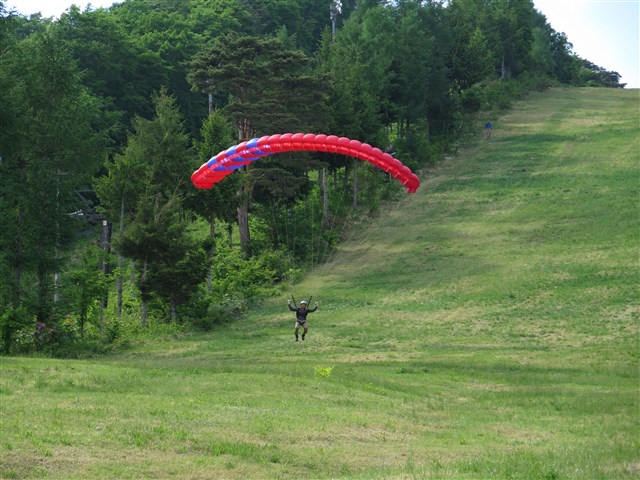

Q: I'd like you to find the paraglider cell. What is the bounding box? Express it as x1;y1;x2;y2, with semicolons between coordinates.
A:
288;133;304;150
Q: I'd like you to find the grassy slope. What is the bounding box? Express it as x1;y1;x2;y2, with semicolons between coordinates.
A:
1;87;638;479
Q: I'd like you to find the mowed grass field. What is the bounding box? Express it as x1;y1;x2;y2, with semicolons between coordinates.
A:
1;87;639;479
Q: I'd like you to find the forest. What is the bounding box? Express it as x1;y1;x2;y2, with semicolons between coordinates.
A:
0;0;625;356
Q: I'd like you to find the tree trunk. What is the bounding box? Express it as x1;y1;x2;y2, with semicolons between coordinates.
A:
269;202;280;249
343;163;350;194
237;197;251;258
36;263;50;323
352;158;358;208
54;171;61;304
117;196;125;321
237;122;253;257
320;167;329;229
140;259;148;328
12;160;27;307
207;210;216;292
98;219;111;334
501;55;510;79
116;258;124;320
170;297;177;323
54;272;61;303
13;204;24;307
79;306;86;339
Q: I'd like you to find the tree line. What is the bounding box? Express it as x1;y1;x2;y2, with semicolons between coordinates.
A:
0;0;625;355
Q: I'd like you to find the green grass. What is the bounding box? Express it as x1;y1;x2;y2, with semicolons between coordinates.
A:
1;87;639;479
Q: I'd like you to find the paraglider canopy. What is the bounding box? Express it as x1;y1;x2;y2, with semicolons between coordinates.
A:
191;133;420;193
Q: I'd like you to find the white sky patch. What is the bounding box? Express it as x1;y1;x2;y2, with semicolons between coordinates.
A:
533;0;639;88
7;0;121;18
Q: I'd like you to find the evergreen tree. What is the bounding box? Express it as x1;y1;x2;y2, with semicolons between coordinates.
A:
187;33;329;256
94;131;149;321
0;2;26;309
0;30;106;327
98;90;202;324
187;109;239;290
390;1;451;145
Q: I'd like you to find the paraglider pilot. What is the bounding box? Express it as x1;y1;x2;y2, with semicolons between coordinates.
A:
288;299;318;341
485;121;492;139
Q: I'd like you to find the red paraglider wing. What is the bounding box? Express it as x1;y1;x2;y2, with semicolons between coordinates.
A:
191;133;420;193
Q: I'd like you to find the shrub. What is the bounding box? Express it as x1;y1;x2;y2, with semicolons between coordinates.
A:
0;306;32;354
459;85;483;112
210;247;291;299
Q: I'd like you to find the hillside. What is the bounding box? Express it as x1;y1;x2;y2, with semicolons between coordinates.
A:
1;87;638;479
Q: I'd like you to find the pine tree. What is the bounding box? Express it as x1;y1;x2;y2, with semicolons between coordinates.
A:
187;109;239;291
0;29;106;328
187;33;329;256
98;90;203;325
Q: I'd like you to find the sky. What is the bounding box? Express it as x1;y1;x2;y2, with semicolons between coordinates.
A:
7;0;640;88
532;0;639;88
7;0;122;18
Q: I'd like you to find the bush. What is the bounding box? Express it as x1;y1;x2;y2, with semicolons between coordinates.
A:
10;326;36;354
182;246;293;331
210;246;291;299
195;294;248;331
459;85;483;112
0;306;32;354
482;80;517;110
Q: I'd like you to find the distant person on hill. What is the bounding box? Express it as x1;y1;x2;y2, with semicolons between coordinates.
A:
288;299;318;341
485;121;492;139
